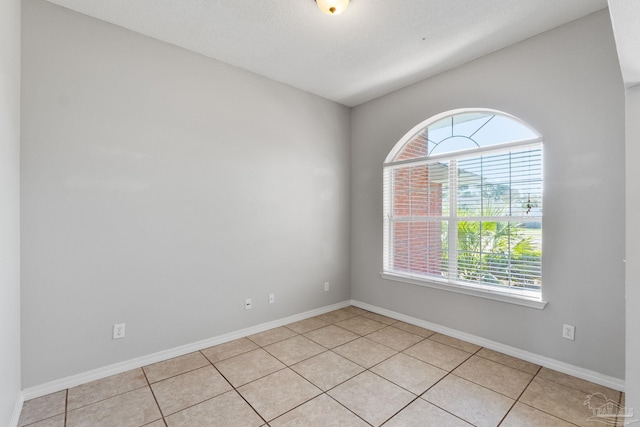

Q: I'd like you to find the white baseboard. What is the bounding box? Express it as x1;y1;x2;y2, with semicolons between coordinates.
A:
9;391;24;427
22;300;350;401
22;298;624;402
351;299;625;392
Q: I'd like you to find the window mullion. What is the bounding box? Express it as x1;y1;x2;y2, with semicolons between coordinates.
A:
449;159;458;280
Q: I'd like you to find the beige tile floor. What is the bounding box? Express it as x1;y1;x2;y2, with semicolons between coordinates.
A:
18;306;625;427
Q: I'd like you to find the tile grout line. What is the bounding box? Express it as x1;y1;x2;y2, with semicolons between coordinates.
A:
61;375;150;414
143;358;211;385
495;364;541;426
279;312;377;422
324;392;375;427
506;401;582;427
615;390;623;426
147;350;270;425
141;362;167;425
239;312;376;424
444;348;537;402
510;365;585;426
64;389;68;427
472;351;541;376
207;337;323;427
377;340;479;394
534;366;621;397
397;345;482;425
262;369;329;425
270;311;456;425
211;361;270;427
428;345;580;426
306;315;430;425
517;365;587;426
304;327;361;349
20;390;70;427
249;327;330;424
348;310;482;424
377;394;422;426
199;340;260;366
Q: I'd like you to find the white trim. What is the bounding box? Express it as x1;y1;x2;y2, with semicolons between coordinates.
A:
381;272;547;309
350;299;625;392
21;301;350;401
8;392;24;427
384;138;542;168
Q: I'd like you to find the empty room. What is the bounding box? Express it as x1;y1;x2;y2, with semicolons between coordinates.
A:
2;0;639;426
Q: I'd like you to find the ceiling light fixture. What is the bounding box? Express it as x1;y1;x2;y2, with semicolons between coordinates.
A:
315;0;350;15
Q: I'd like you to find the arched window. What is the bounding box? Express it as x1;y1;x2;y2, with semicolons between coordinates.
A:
383;109;543;302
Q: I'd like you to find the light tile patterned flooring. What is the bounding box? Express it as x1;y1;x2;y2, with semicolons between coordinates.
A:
19;306;625;427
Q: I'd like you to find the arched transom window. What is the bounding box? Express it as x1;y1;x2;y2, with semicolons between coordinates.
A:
383;109;543;302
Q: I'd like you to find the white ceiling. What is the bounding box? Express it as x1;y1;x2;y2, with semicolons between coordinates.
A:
45;0;608;107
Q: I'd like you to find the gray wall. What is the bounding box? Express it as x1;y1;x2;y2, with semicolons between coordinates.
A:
351;10;626;378
21;0;351;388
0;0;22;423
625;86;640;415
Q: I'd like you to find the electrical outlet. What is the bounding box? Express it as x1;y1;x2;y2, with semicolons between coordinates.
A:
324;282;330;292
269;293;275;304
113;323;125;339
245;298;252;310
562;324;575;340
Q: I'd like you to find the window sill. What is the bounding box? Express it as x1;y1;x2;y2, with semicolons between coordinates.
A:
380;272;548;310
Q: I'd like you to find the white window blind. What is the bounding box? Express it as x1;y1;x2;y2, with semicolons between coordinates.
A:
383;110;543;300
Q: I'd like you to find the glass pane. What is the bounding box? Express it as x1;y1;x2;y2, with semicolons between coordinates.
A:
512;221;542;289
480;221;511;286
480;154;512;216
387;162;450;279
457;149;542;218
391;220;447;278
457;159;483;216
509;148;543;216
392;163;448;218
439;220;449;278
393;111;539;160
456;220;541;289
456;220;482;282
472;114;538;147
394;128;429;161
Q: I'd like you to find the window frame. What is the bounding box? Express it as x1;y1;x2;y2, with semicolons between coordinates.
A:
382;109;547;309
